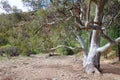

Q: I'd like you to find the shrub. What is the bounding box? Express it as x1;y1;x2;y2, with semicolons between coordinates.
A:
56;47;74;55
0;34;9;46
0;45;21;57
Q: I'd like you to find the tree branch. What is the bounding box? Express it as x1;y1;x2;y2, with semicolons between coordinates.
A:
97;37;120;53
34;16;72;34
75;35;87;55
71;28;88;66
69;25;87;55
50;45;82;51
42;45;83;53
106;11;120;29
75;35;88;66
101;32;114;43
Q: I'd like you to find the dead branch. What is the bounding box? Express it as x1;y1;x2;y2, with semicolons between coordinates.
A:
43;45;83;53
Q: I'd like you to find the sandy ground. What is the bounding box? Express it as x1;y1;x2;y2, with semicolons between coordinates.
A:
0;54;120;80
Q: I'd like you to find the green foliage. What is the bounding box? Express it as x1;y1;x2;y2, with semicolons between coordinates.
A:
56;47;74;55
56;41;76;55
0;9;83;57
0;45;21;57
1;0;119;58
0;34;8;46
62;48;74;55
109;26;120;50
35;9;48;20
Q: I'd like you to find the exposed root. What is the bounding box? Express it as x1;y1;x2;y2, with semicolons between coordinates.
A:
84;63;101;75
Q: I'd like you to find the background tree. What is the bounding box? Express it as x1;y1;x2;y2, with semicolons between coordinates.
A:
0;0;13;13
22;0;49;10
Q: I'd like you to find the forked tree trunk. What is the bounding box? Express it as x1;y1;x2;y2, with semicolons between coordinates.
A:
84;31;101;74
83;0;105;74
77;0;120;74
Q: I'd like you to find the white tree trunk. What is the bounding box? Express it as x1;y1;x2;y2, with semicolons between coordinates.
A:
83;1;104;74
83;0;120;74
76;35;87;67
84;30;101;74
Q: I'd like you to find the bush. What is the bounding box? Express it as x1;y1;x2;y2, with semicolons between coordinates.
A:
21;49;38;56
56;47;74;55
0;34;9;46
62;48;74;55
0;45;21;57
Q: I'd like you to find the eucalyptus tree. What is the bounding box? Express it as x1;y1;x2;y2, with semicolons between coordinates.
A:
22;0;49;10
22;0;120;74
0;0;13;13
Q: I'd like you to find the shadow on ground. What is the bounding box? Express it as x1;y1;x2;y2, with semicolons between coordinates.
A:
101;63;120;75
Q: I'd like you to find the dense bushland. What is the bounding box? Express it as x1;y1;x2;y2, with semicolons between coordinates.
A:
0;0;119;58
0;11;80;56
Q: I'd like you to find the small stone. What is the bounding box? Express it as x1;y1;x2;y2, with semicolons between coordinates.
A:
52;78;57;80
62;74;64;77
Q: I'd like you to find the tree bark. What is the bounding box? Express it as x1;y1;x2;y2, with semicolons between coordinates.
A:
83;0;105;74
83;0;120;73
76;35;87;67
84;30;101;74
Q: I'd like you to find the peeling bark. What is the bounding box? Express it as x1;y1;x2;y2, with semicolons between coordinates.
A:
83;0;105;74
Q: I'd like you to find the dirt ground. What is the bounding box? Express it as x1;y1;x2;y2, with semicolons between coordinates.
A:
0;54;120;80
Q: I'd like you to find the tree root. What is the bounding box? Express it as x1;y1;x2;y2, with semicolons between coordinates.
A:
84;63;101;75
